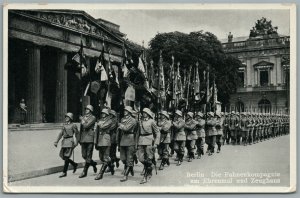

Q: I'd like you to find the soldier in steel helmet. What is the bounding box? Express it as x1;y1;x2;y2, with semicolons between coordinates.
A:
207;112;217;155
195;112;205;159
117;106;138;182
78;105;97;178
137;108;160;184
184;112;198;162
157;110;172;170
54;112;79;178
93;108;115;180
172;110;186;166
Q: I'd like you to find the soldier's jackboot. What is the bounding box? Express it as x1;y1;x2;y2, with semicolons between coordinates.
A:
217;144;221;153
120;166;131;182
133;154;138;165
94;164;108;180
176;154;182;166
140;166;145;176
59;160;69;178
115;158;120;168
166;158;170;166
91;160;98;173
197;151;202;159
140;166;152;184
79;163;90;178
129;165;134;176
159;159;165;170
68;159;78;173
109;163;115;175
122;164;127;175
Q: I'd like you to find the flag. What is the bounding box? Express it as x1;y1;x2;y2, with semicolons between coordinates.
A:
105;89;112;109
121;44;129;78
158;51;166;99
125;84;135;102
95;42;108;81
194;62;201;100
73;39;88;78
206;66;210;104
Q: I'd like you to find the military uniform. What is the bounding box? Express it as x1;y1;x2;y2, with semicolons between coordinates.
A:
54;112;79;177
228;112;238;144
157;111;172;170
138;108;160;184
195;112;205;159
215;113;224;152
172;110;186;166
117;106;138;182
108;110;120;169
207;112;217;155
247;114;254;145
94;109;114;180
240;113;250;146
78;105;97;178
184;112;198;162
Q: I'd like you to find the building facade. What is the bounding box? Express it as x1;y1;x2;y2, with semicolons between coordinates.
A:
8;10;125;124
222;32;290;113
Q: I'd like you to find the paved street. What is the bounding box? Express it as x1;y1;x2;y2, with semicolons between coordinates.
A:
9;135;290;187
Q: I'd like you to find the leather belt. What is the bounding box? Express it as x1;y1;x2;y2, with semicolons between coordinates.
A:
139;133;152;136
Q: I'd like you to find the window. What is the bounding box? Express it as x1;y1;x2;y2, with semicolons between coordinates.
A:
258;99;271;113
235;101;245;112
238;71;245;87
260;70;269;86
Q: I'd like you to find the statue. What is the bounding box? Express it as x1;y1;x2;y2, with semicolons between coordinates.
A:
249;17;278;38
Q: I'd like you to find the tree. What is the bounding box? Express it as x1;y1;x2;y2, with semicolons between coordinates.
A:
249;17;278;37
148;31;242;108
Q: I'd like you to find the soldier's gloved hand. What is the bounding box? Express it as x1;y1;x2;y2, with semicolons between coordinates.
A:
54;142;58;147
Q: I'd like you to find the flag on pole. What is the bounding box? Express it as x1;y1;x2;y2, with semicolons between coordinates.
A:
194;62;200;100
206;65;210;104
95;41;108;81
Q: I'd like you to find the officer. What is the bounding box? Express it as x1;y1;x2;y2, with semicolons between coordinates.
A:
137;108;160;184
223;112;230;144
172;110;186;166
54;112;79;178
215;112;224;153
228;111;237;144
157;110;172;170
207;112;217;155
94;108;114;180
247;113;254;145
235;112;241;145
78;105;97;178
117;106;138;182
105;110;120;174
195;112;205;159
184;112;198;162
240;112;249;146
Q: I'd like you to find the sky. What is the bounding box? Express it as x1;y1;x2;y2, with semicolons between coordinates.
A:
85;9;290;46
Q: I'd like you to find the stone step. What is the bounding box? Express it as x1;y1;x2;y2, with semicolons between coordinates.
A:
8;123;79;131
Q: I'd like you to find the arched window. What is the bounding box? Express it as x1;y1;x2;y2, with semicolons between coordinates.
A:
258;99;271;113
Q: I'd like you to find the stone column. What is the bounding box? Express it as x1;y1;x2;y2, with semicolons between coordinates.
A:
55;50;68;123
26;44;42;123
246;58;251;86
276;56;282;85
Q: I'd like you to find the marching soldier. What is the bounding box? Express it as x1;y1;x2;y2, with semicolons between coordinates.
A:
184;112;198;162
195;112;205;159
137;108;160;184
157;111;172;170
106;110;120;174
228;111;238;144
207;112;217;155
117;106;138;182
172;110;186;166
257;113;263;142
215;112;224;153
94;108;115;180
78;105;97;178
54;112;79;178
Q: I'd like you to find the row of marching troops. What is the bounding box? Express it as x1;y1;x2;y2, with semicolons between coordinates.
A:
54;104;289;184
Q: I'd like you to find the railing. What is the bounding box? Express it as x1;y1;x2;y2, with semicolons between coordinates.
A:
236;84;287;92
222;36;290;51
